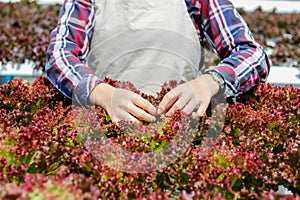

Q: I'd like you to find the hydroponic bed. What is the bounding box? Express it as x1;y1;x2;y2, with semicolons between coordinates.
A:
0;76;299;199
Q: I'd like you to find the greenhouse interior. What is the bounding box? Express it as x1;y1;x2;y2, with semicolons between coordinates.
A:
0;0;299;199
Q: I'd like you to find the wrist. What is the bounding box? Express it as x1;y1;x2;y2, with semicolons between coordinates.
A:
88;83;114;107
201;74;220;96
205;71;225;95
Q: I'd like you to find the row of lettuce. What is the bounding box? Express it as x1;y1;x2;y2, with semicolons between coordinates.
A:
0;76;299;199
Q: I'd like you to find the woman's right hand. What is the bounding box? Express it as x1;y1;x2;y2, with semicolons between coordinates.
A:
89;83;157;123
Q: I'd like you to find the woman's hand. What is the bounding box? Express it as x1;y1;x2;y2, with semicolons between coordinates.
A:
89;83;156;123
157;74;220;118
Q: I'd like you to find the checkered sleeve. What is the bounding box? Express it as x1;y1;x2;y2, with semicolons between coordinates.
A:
46;0;103;106
192;0;270;96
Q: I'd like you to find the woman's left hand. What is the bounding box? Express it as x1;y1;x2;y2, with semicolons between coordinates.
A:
157;74;220;118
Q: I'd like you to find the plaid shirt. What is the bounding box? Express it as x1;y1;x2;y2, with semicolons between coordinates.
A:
46;0;270;106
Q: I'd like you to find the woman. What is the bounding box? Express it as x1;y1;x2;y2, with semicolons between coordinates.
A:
46;0;270;123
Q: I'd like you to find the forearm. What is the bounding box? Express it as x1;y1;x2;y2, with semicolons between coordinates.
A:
45;0;100;106
197;0;270;96
46;42;101;104
206;42;270;96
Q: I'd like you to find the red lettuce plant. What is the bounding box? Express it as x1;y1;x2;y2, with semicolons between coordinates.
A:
0;76;299;199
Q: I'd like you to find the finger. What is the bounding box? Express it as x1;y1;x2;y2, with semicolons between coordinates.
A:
192;101;210;118
128;103;156;122
157;90;179;115
113;110;142;124
131;94;157;115
182;99;197;115
166;95;190;117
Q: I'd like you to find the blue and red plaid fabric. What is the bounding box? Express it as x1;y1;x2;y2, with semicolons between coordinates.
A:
46;0;270;106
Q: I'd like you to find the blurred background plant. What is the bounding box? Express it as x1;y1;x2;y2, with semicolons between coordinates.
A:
0;0;60;70
203;7;300;70
0;0;299;72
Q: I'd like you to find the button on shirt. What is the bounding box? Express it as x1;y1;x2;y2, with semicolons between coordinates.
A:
46;0;270;106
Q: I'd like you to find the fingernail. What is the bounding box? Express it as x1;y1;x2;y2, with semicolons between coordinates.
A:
192;112;197;119
157;108;162;115
151;108;157;114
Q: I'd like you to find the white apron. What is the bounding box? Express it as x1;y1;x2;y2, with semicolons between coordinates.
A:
88;0;202;96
